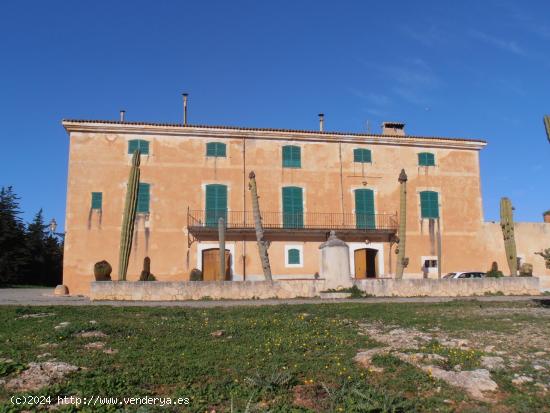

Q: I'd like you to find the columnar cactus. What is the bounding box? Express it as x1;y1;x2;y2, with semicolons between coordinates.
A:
543;115;550;143
395;169;408;279
500;197;517;276
118;149;141;280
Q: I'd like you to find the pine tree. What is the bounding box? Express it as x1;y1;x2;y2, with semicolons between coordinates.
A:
25;209;49;285
0;187;28;285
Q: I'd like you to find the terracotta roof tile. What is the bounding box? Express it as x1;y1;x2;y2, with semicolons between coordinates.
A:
61;119;487;144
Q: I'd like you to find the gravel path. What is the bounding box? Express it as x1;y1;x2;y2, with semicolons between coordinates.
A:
0;288;545;307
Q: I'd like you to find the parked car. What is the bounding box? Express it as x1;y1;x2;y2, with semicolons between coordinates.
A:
443;271;485;279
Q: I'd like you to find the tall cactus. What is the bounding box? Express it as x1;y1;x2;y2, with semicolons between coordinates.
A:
118;149;141;280
395;169;408;279
500;197;517;276
248;171;272;282
544;115;550;143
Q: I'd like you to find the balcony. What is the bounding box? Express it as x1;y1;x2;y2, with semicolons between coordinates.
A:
187;209;398;244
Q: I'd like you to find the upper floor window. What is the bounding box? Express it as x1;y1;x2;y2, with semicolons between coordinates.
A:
91;192;102;210
206;142;226;157
128;139;150;155
282;145;301;168
137;183;150;213
420;190;439;219
353;148;372;163
418;152;435;166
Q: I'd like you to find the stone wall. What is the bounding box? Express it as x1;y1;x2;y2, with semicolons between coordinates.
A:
90;277;540;301
354;277;540;297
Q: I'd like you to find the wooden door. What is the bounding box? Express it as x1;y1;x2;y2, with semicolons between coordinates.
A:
354;249;367;278
202;249;231;281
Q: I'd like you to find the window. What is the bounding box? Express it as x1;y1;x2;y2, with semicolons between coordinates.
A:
282;187;303;228
285;245;303;267
353;148;372;163
91;192;102;210
128;139;150;155
288;249;300;264
137;183;150;213
206;142;226;157
282;145;301;168
355;189;375;229
205;184;228;227
418;152;435;166
420;191;439;219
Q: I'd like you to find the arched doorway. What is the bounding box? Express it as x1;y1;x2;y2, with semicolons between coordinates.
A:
202;248;231;281
354;248;378;278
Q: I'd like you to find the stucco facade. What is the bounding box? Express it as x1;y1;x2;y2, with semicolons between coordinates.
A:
62;120;550;294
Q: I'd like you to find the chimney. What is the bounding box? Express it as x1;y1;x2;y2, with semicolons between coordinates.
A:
381;122;405;136
120;110;126;122
318;113;324;132
182;93;188;126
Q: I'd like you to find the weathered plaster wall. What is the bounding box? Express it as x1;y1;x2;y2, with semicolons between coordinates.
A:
90;277;540;300
62;123;549;295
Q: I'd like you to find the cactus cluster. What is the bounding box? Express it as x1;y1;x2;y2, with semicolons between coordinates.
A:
94;260;112;281
535;248;550;269
139;256;155;281
500;197;518;276
395;169;408;278
118;149;141;280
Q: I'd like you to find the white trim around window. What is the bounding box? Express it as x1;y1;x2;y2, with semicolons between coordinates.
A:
284;244;304;268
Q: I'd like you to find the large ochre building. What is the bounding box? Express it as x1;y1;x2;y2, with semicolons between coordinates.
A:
62;119;550;294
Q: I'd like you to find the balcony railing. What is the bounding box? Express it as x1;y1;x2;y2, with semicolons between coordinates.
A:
188;209;398;231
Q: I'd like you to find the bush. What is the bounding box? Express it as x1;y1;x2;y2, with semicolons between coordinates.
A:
486;261;503;278
189;268;203;281
519;263;533;277
94;260;112;281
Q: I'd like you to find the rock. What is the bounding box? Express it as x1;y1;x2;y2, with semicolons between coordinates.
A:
54;285;69;296
484;345;495;352
54;322;70;330
512;375;534;385
354;348;388;368
103;348;118;355
16;313;54;320
74;331;107;338
481;356;505;370
38;343;58;349
426;367;498;401
211;330;225;337
5;362;79;391
533;365;546;371
83;342;105;350
89;320;97;325
37;353;51;359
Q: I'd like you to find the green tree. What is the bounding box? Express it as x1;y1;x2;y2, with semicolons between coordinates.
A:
0;187;28;285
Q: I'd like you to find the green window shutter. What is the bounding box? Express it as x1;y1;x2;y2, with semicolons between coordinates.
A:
137;183;150;213
128;139;149;155
91;192;102;210
418;152;435;166
282;145;301;168
282;186;303;228
205;184;228;226
355;189;375;229
420;191;439;218
354;148;372;163
288;248;300;264
206;142;226;157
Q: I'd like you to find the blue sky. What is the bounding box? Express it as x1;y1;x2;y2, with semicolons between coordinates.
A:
1;0;549;228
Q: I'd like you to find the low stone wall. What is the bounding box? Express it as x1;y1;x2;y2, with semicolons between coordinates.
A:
90;277;540;301
90;280;326;301
354;277;540;297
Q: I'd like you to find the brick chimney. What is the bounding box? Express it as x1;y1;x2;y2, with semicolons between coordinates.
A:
544;210;550;223
381;122;406;136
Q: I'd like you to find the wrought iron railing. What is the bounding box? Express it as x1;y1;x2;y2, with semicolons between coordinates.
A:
188;209;398;231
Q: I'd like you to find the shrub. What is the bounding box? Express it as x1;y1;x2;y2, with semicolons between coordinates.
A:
189;268;203;281
486;261;503;278
94;260;112;281
519;262;533;277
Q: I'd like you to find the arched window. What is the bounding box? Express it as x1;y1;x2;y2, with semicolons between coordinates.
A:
282;145;301;168
288;248;300;265
420;191;439;218
353;148;372;163
128;139;150;155
206;142;226;157
418;152;435;166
